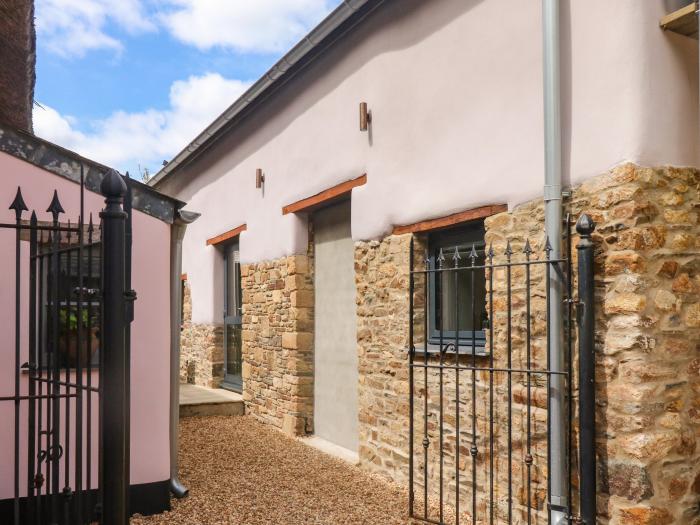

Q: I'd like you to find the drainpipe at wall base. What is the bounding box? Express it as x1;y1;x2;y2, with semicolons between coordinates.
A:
169;209;200;498
542;1;568;524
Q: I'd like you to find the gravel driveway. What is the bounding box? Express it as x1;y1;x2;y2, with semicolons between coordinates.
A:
130;415;414;525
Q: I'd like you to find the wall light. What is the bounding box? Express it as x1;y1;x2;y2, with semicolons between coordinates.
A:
359;102;371;131
255;168;265;189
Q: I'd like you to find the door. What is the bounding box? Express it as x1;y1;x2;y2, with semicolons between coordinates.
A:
313;200;358;452
223;240;243;391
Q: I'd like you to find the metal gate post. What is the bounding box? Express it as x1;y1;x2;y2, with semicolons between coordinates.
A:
576;214;596;524
100;170;130;525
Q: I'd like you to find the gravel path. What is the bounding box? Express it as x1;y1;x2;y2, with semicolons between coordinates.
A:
130;415;415;525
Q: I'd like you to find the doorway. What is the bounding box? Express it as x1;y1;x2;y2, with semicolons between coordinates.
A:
222;240;242;391
313;200;358;452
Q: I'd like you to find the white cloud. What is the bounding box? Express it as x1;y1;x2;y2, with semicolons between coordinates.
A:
159;0;335;54
36;0;156;57
34;73;251;177
37;0;338;57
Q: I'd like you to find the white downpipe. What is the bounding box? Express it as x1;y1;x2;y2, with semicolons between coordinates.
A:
542;1;567;524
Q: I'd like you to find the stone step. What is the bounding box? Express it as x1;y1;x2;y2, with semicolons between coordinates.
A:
179;384;245;418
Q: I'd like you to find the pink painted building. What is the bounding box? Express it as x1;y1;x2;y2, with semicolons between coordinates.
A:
0;7;195;519
0;125;191;520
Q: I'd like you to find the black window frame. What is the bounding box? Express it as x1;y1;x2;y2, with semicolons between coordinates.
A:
427;221;488;352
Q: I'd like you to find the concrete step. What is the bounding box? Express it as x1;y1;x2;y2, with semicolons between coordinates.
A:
179;384;245;418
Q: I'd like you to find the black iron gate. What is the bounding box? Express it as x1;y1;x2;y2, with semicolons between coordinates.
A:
2;169;134;525
408;214;597;524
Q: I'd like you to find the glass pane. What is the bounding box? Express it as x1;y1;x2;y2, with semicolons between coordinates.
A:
225;244;240;317
436;252;486;333
225;322;242;378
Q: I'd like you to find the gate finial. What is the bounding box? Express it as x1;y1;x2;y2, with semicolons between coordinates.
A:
469;244;478;265
452;246;461;266
9;186;28;220
46;190;65;223
101;169;127;200
504;240;513;259
437;248;445;268
575;213;596;237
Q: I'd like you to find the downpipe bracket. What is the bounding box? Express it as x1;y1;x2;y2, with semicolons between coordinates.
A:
544;183;563;202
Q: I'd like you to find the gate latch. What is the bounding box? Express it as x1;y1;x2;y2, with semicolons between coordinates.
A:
564;297;584;321
124;289;137;323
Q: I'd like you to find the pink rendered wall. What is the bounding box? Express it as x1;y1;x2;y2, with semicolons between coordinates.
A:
0;152;172;499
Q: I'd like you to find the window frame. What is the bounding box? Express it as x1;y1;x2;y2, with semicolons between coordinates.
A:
223;239;242;323
427;221;487;351
222;239;243;391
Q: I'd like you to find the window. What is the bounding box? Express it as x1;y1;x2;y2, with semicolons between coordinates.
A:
222;240;243;390
428;221;487;351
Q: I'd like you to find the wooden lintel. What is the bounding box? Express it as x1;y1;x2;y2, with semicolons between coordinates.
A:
206;223;247;246
282;174;367;215
392;204;508;235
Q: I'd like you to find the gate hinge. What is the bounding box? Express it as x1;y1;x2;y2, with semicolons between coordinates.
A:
124;289;137;323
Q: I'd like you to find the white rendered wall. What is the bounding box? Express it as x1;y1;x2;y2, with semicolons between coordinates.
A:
156;0;699;324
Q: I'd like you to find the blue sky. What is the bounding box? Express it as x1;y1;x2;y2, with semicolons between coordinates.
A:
33;0;340;179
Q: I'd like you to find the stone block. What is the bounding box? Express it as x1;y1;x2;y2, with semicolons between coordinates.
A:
605;252;646;275
685;304;700;328
281;332;313;351
657;260;679;279
653;290;679;312
618;506;673;525
604;293;647;315
290;289;314;308
617;227;666;251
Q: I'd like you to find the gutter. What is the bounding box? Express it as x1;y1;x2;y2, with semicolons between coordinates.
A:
149;0;383;187
169;209;201;498
542;1;567;524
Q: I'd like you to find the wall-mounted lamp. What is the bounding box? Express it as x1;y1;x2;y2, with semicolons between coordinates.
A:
359;102;371;131
255;168;265;189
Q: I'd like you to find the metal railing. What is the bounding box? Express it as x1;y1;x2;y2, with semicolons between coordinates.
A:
408;214;597;524
1;168;134;525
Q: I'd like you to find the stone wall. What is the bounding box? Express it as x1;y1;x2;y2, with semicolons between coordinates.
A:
355;231;551;523
568;164;700;524
179;279;224;387
240;253;314;435
354;163;700;524
355;234;413;480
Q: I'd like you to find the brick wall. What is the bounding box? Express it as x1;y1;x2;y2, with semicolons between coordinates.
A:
0;0;35;131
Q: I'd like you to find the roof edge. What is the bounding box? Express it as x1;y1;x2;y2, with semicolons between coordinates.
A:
0;123;185;224
149;0;383;188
